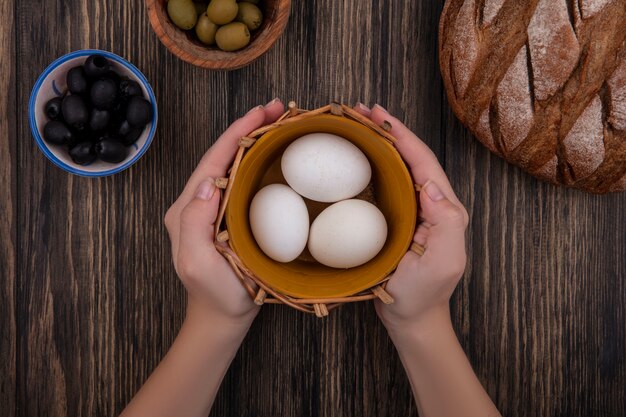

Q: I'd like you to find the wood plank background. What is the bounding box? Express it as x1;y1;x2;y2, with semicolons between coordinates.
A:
1;0;16;415
1;0;624;416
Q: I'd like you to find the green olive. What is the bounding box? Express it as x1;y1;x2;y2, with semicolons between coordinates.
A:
193;2;207;16
236;2;263;31
167;0;198;30
206;0;239;25
215;22;251;51
195;13;219;45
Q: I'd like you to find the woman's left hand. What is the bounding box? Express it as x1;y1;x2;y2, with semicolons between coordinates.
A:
164;99;285;324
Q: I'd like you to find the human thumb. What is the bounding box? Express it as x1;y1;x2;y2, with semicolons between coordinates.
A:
418;180;468;264
178;178;221;254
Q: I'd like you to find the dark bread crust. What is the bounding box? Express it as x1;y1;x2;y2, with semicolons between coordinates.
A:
439;0;626;193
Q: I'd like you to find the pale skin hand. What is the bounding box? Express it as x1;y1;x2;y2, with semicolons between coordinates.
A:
354;103;502;417
120;99;285;417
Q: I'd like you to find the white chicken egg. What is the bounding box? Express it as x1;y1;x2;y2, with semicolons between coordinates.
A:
308;199;387;268
249;184;309;263
281;133;372;203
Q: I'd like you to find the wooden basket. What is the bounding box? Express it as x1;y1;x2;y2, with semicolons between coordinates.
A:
146;0;291;70
214;102;421;317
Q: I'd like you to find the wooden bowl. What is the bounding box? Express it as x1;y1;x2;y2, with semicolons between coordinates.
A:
146;0;291;70
225;113;417;299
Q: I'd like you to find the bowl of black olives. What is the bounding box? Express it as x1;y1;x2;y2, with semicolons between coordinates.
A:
29;50;157;176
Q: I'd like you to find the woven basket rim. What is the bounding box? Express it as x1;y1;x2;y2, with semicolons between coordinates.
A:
214;102;422;317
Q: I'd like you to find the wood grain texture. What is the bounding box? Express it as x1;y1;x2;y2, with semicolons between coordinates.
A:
0;0;16;414
6;0;626;417
445;106;626;416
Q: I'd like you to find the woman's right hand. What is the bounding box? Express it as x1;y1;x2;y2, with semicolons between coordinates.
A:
353;104;470;332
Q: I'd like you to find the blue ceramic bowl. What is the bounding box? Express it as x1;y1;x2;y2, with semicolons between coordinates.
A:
29;49;158;177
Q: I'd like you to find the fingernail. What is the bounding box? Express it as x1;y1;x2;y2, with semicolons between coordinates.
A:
374;104;389;113
196;179;216;201
265;97;281;108
423;180;444;202
356;102;370;111
246;105;263;115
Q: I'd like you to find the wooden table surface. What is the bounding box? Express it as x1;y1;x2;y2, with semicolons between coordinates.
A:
1;1;625;416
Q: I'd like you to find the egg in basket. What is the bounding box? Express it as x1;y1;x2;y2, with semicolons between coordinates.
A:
214;103;418;316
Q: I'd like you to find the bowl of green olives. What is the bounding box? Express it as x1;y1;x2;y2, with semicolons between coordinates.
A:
29;50;157;177
147;0;290;70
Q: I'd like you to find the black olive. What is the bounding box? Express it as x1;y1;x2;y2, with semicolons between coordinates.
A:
70;127;96;146
92;132;113;145
90;79;118;110
126;96;152;127
112;100;127;114
69;141;97;165
62;95;89;130
84;55;111;79
117;120;132;136
108;100;127;127
119;80;143;100
121;127;143;146
105;70;121;86
44;97;64;120
89;108;110;131
66;66;88;94
95;138;128;163
43;120;73;145
65;137;79;149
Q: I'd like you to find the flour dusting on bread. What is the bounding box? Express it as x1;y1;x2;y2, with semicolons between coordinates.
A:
481;0;505;26
581;0;613;19
535;155;558;182
563;96;605;179
452;0;479;97
475;107;497;153
497;47;534;151
528;0;580;101
608;57;626;131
